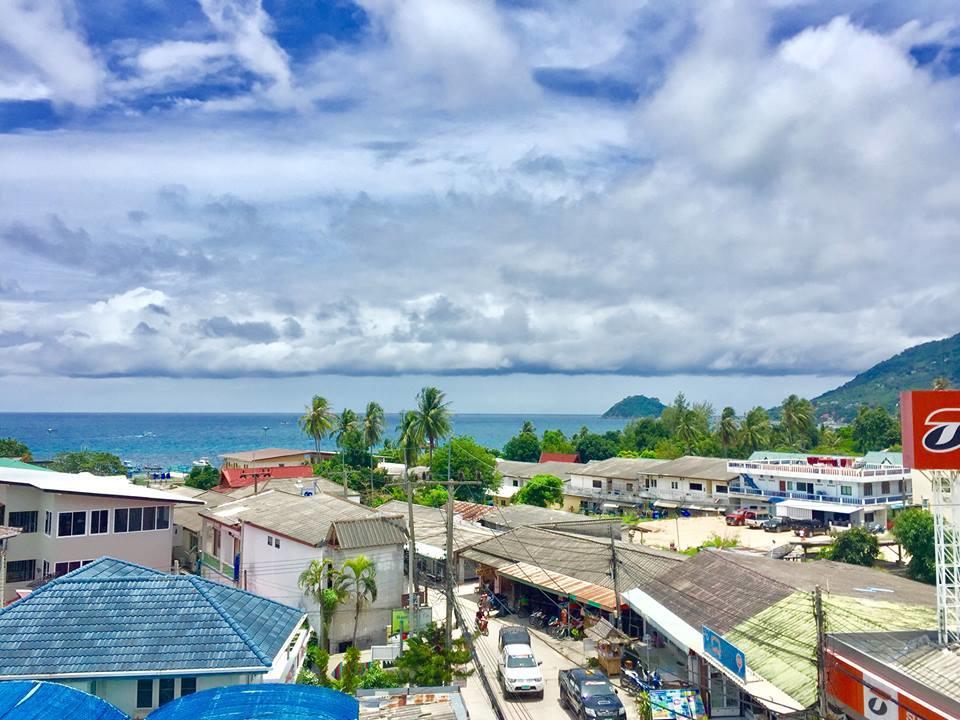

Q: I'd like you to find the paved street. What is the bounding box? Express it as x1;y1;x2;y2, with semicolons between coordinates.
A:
436;586;641;720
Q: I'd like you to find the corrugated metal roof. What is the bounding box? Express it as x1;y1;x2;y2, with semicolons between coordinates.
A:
219;448;316;462
569;457;668;479
643;456;738;482
202;489;375;547
0;557;304;677
219;464;315;489
0;459;52;472
327;515;407;550
375;501;498;552
485;504;615;529
147;683;358;720
0;467;205;505
497;561;618;611
0;680;127;720
496;460;583;480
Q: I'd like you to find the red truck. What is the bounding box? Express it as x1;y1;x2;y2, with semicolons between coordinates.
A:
725;509;767;527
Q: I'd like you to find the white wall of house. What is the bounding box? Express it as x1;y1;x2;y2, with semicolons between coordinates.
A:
0;485;178;602
241;523;322;606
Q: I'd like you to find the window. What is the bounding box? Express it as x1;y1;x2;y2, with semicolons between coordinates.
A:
128;507;143;532
212;528;221;558
143;506;157;531
157;506;170;530
626;483;633;491
8;511;38;534
881;481;890;495
689;482;703;492
864;483;874;497
114;508;129;533
841;485;852;496
180;677;196;697
670;481;679;490
645;478;657;489
90;510;109;534
55;560;83;577
6;559;36;583
512;480;518;487
159;678;175;706
44;511;52;536
786;481;794;491
715;485;728;494
137;679;154;709
58;511;86;537
592;480;602;489
274;537;280;549
267;536;274;547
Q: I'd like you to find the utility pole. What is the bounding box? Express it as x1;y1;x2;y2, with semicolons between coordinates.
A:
814;585;828;720
610;524;621;630
404;463;420;640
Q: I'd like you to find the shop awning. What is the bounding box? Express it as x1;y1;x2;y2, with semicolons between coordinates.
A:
496;560;616;611
413;542;445;561
654;500;679;509
777;498;859;514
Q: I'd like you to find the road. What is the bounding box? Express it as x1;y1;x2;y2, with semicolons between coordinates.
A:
439;586;641;720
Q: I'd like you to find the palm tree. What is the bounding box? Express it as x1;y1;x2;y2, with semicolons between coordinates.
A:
336;408;359;448
340;555;378;647
398;410;424;468
933;377;951;390
363;402;385;492
520;420;536;435
298;560;348;651
780;395;813;448
412;387;452;466
717;407;739;450
741;407;771;452
299;395;336;452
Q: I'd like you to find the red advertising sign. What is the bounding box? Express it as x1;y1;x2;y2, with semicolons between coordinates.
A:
901;390;960;470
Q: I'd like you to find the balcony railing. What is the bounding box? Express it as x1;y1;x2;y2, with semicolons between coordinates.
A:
201;551;233;578
564;484;716;505
727;460;909;480
727;485;905;506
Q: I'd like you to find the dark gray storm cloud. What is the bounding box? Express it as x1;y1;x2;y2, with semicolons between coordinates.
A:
196;316;281;343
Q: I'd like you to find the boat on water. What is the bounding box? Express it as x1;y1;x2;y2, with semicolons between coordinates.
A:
192;457;212;468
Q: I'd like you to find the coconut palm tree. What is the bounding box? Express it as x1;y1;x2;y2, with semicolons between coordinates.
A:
299;395;336;452
717;407;739;450
740;407;771;452
398;411;423;468
298;559;348;651
780;394;813;448
520;420;536;435
933;377;951;390
340;555;378;647
336;408;359;448
363;402;385;491
412;386;452;466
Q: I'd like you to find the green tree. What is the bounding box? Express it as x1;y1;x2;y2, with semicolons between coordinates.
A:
341;555;378;647
337;429;372;469
358;661;400;689
50;451;125;476
397;410;424;467
661;392;702;453
415;485;448;507
850;406;899;452
502;431;541;462
336;409;360;448
338;646;362;695
893;508;936;584
514;474;563;507
821;527;880;566
185;465;220;490
780;395;816;449
363;401;385;489
541;429;576;454
0;438;31;460
576;433;619;462
430;436;499;503
394;623;472;686
299;560;348;651
413;386;452;465
520;420;536;435
740;407;771;452
717;407;739;450
620;418;669;453
300;395;336;452
653;438;684;459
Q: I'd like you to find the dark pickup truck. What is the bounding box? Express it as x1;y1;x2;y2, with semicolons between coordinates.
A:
558;668;626;720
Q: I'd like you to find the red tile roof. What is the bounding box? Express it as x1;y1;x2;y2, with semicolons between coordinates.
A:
217;464;315;491
452;500;495;522
539;452;580;463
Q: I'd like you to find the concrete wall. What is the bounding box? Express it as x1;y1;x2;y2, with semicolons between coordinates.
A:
0;484;177;602
242;523;322;606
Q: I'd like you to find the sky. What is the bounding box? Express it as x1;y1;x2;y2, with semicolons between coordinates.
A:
1;0;960;413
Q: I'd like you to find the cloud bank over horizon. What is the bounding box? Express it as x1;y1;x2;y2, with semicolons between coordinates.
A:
2;0;960;389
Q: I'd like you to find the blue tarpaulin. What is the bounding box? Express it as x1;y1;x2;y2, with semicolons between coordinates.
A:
0;681;127;720
147;684;359;720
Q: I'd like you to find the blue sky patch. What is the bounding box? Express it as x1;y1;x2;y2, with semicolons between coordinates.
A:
533;68;640;104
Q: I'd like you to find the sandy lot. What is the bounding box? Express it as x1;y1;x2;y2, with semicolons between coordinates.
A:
629;514;796;551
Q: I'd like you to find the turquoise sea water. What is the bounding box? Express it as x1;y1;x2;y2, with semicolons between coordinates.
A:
0;413;629;470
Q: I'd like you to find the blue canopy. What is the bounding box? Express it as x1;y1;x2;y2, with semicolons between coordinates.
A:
147;684;358;720
0;681;127;720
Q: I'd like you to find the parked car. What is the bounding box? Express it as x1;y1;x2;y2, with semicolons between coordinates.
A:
793;519;829;537
725;510;765;527
498;644;544;698
745;511;770;529
559;668;626;719
499;626;532;651
762;516;792;533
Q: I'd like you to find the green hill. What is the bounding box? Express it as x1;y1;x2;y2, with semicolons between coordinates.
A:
602;394;666;419
813;332;960;420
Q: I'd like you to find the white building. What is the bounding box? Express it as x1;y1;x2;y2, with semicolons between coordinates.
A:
199;489;407;652
726;452;911;527
0;557;308;720
0;466;202;603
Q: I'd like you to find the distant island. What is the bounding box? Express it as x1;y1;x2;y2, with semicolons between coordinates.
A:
602;394;666;419
813;330;960;421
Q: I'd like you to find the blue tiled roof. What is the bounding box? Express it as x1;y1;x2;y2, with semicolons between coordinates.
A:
0;558;304;678
147;683;358;720
0;680;127;719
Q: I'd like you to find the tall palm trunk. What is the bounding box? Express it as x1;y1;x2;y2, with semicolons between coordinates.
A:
353;594;361;647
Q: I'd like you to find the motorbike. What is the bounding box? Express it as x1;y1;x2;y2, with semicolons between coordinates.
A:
474;616;489;636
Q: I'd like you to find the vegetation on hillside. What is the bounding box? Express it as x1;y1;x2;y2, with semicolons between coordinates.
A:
602;395;666;418
0;438;31;460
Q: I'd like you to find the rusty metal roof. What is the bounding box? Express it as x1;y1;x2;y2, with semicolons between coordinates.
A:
496;561;618;611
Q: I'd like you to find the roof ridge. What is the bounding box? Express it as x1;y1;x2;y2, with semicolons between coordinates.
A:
189;576;273;667
705;550;799;593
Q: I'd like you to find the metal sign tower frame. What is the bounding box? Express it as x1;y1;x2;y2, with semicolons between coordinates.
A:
926;469;960;645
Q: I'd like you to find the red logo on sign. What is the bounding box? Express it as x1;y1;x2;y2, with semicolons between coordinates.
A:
901;391;960;470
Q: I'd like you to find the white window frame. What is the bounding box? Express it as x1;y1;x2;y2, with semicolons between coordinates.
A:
57;510;87;538
670;480;679;490
44;511;52;536
90;509;110;535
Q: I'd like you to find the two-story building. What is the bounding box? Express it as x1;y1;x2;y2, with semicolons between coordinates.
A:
726;452;911;528
0;557;307;720
494;459;584;505
199;489;406;651
219;448;335;469
0;466;202;602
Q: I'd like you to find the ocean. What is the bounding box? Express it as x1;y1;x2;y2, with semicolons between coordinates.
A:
0;413;629;470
